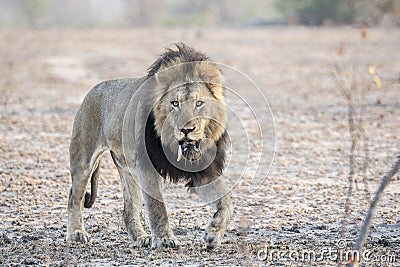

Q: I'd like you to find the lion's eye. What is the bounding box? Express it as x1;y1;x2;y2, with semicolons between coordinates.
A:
196;101;204;107
171;101;179;107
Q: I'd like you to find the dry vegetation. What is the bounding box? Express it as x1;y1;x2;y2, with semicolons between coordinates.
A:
0;27;399;266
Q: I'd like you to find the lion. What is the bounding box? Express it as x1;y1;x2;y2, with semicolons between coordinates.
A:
67;43;233;249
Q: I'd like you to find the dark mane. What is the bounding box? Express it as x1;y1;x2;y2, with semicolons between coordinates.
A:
144;112;227;188
147;43;209;77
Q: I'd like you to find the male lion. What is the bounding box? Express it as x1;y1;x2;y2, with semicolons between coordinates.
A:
67;43;233;249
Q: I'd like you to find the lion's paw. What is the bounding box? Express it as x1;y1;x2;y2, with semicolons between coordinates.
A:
151;236;179;249
204;230;222;249
137;235;152;247
68;229;90;243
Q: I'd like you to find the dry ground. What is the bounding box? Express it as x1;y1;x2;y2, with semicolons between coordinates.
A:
0;27;399;266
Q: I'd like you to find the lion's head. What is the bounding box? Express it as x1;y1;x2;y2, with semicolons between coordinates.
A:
144;43;228;184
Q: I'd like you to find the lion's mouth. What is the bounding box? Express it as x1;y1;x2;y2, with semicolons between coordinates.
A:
177;139;201;161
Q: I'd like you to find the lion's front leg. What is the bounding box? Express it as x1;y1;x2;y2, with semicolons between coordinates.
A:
144;193;178;248
191;177;233;249
204;194;233;249
139;169;178;249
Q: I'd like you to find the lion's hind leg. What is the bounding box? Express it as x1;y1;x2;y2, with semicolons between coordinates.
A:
110;151;150;246
68;144;106;243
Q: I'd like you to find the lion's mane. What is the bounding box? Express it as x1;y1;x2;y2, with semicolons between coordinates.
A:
142;43;228;188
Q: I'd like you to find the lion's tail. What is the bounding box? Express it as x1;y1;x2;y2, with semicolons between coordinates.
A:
84;163;100;208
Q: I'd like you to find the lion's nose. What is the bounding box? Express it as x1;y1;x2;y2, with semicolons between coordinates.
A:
180;127;196;136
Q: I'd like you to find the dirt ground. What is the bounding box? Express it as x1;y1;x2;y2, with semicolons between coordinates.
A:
0;27;399;266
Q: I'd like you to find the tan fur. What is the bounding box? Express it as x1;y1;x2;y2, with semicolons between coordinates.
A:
67;44;233;249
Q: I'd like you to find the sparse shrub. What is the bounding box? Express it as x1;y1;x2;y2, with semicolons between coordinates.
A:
15;0;50;27
274;0;400;26
274;0;354;25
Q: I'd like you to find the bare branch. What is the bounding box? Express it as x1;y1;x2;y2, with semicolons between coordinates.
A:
358;103;371;201
350;154;400;267
331;66;359;239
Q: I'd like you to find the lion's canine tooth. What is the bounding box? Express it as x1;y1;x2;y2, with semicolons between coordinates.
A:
177;144;183;161
194;141;200;152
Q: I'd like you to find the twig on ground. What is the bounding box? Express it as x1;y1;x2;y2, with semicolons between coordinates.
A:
239;214;253;266
350;154;400;267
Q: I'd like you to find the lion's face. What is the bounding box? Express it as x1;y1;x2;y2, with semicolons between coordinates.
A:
152;62;227;164
156;83;226;162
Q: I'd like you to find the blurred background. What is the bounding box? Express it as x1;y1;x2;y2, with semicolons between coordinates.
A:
0;0;399;28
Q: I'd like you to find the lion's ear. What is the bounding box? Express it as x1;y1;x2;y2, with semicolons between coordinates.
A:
153;67;179;91
197;62;225;102
208;83;225;102
142;73;165;111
